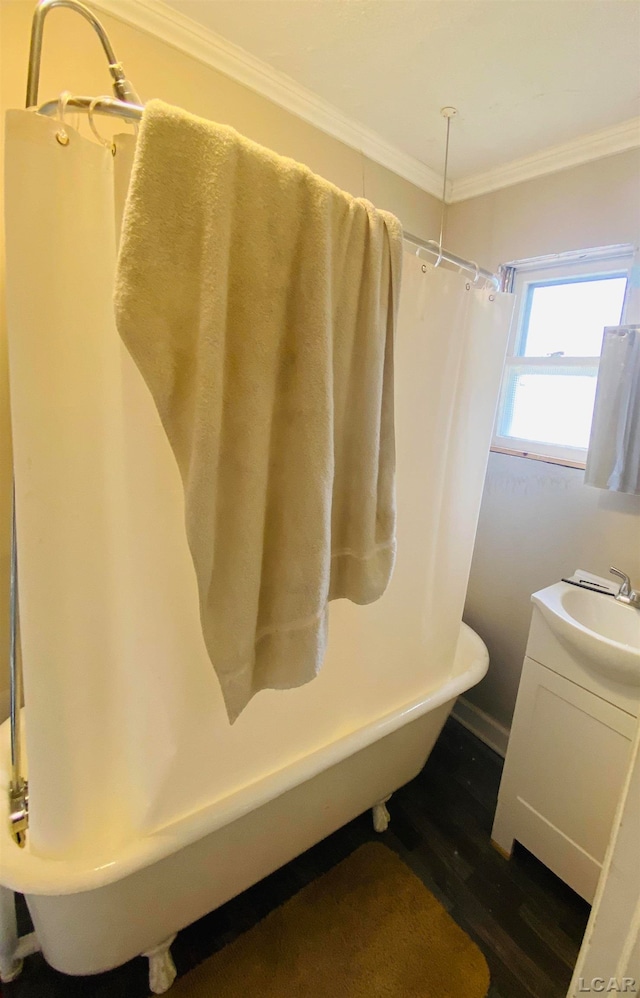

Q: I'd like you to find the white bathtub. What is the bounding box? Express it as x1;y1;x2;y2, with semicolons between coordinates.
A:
0;621;487;989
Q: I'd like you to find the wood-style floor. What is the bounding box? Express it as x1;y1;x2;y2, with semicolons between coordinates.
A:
4;718;590;998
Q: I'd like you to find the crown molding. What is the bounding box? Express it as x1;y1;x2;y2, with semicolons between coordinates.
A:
92;0;444;199
449;118;640;203
91;0;640;206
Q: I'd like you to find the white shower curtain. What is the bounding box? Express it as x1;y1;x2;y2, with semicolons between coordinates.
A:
4;110;514;860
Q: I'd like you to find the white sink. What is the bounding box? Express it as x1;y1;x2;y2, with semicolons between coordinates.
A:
532;582;640;686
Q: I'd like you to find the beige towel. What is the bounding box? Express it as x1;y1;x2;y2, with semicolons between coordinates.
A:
114;99;403;722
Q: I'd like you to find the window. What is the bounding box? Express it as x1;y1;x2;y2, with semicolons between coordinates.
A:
493;247;634;467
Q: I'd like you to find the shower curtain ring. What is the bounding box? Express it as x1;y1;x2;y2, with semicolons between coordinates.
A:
423;239;444;268
55;90;72;146
88;97;117;155
471;261;481;285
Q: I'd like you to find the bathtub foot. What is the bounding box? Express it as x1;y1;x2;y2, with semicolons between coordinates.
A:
372;795;392;833
143;933;177;995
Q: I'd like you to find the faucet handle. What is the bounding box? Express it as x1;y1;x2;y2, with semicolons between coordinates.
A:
609;565;631;586
610;567;640;607
610;566;631;593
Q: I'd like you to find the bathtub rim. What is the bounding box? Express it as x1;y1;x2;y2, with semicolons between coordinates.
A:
0;622;487;897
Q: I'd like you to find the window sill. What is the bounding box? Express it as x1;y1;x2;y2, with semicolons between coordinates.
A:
490;445;586;471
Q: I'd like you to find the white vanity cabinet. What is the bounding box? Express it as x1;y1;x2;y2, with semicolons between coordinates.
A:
491;588;639;903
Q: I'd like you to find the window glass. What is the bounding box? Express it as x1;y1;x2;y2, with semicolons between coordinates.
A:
521;276;627;357
500;369;597;449
492;248;634;466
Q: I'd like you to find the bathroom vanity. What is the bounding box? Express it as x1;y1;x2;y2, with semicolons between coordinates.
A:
491;580;640;903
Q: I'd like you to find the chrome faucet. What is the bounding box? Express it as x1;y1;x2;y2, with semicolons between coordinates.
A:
610;567;640;608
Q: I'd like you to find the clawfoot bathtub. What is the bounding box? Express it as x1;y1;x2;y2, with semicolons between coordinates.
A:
0;622;487;993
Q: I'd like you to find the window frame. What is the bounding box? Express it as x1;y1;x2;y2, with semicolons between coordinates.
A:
492;246;634;468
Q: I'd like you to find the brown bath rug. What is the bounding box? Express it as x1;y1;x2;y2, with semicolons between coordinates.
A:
170;841;490;997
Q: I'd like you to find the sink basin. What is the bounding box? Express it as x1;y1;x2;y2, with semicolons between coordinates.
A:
532;582;640;686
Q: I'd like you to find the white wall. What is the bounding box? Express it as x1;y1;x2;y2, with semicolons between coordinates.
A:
448;149;640;736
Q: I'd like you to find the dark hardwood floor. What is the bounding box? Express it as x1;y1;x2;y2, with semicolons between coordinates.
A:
4;718;590;998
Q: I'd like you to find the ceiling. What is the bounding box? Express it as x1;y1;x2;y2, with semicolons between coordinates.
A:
113;0;640;199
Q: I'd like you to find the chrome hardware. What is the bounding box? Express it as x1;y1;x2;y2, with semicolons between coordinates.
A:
8;491;28;846
26;0;141;108
610;567;640;609
8;780;29;849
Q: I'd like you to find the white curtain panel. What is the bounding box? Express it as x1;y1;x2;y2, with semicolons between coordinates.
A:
5;110;139;861
585;325;640;495
395;257;514;677
5;110;513;860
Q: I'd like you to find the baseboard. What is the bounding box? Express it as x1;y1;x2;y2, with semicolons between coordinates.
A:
451;696;510;758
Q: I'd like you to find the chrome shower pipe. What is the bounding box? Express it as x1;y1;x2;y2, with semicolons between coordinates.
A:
8;490;27;847
26;0;141;108
8;492;21;789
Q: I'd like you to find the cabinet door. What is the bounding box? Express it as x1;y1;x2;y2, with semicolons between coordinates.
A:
492;657;636;902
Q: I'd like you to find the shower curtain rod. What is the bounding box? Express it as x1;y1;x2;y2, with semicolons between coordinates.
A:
404;232;499;289
32;99;500;287
34;99;502;289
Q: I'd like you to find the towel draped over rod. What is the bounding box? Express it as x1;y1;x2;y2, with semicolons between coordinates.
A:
33;94;500;288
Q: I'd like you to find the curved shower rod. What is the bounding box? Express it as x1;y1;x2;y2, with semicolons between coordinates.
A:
26;0;140;108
